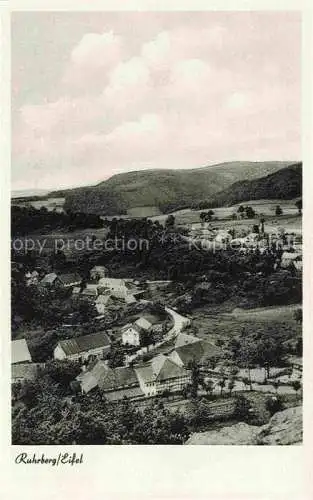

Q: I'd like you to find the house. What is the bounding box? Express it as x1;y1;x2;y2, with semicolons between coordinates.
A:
95;293;113;315
12;338;32;364
54;332;111;362
121;324;141;346
121;317;152;346
58;273;82;288
12;363;40;383
134;354;191;397
39;272;59;287
76;360;143;400
90;266;109;280
169;338;221;368
81;284;99;300
98;277;145;301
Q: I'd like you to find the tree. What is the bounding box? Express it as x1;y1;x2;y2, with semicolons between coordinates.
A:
272;380;280;394
203;379;214;398
293;308;302;324
233;395;251;420
165;215;175;228
245;206;256;219
242;377;251;392
259;215;265;234
295;199;302;216
275;205;283;216
266;395;283;416
237;205;245;214
291;380;302;396
218;377;226;396
228;378;236;396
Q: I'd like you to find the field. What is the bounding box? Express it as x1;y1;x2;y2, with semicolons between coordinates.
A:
189;303;302;345
150;199;301;234
12;197;65;212
12;227;110;257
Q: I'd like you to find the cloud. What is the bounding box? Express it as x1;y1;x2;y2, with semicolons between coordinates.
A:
12;13;301;189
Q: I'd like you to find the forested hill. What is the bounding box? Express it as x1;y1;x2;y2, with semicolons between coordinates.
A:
208;162;302;207
60;161;294;215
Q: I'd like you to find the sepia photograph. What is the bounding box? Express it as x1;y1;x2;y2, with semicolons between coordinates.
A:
11;10;302;446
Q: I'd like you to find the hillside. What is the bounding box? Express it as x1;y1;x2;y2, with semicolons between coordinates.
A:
209;163;302;207
61;161;294;215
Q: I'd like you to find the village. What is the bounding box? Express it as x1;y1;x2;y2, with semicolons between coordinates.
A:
11;209;303;411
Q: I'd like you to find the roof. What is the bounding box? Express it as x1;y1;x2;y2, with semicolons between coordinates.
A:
134;317;152;331
135;354;188;384
170;342;205;367
281;252;302;261
77;361;139;394
125;294;137;304
82;285;98;297
96;294;112;305
98;278;126;288
58;332;111;356
175;332;202;349
40;272;58;285
12;363;39;381
58;273;82;285
12;339;32;364
72;286;81;294
91;265;108;272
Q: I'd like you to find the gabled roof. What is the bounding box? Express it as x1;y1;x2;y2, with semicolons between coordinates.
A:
82;285;98;297
58;332;111;356
77;360;138;394
12;338;32;364
58;273;82;285
91;265;108;272
135;354;188;384
175;332;202;349
171;342;205;366
98;278;126;288
134;317;152;331
40;272;58;285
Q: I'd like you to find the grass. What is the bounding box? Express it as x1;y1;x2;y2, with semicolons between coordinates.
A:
189;304;301;345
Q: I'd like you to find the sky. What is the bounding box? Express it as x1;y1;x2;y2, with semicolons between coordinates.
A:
11;11;301;191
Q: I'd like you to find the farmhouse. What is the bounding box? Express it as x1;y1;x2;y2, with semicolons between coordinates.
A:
81;284;99;300
76;360;143;400
58;273;82;288
98;277;145;300
135;354;191;397
12;338;32;364
54;332;111;362
40;272;59;287
169;338;221;368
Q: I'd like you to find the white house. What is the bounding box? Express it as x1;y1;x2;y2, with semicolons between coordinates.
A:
134;354;191;397
121;317;152;346
54;332;111;362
